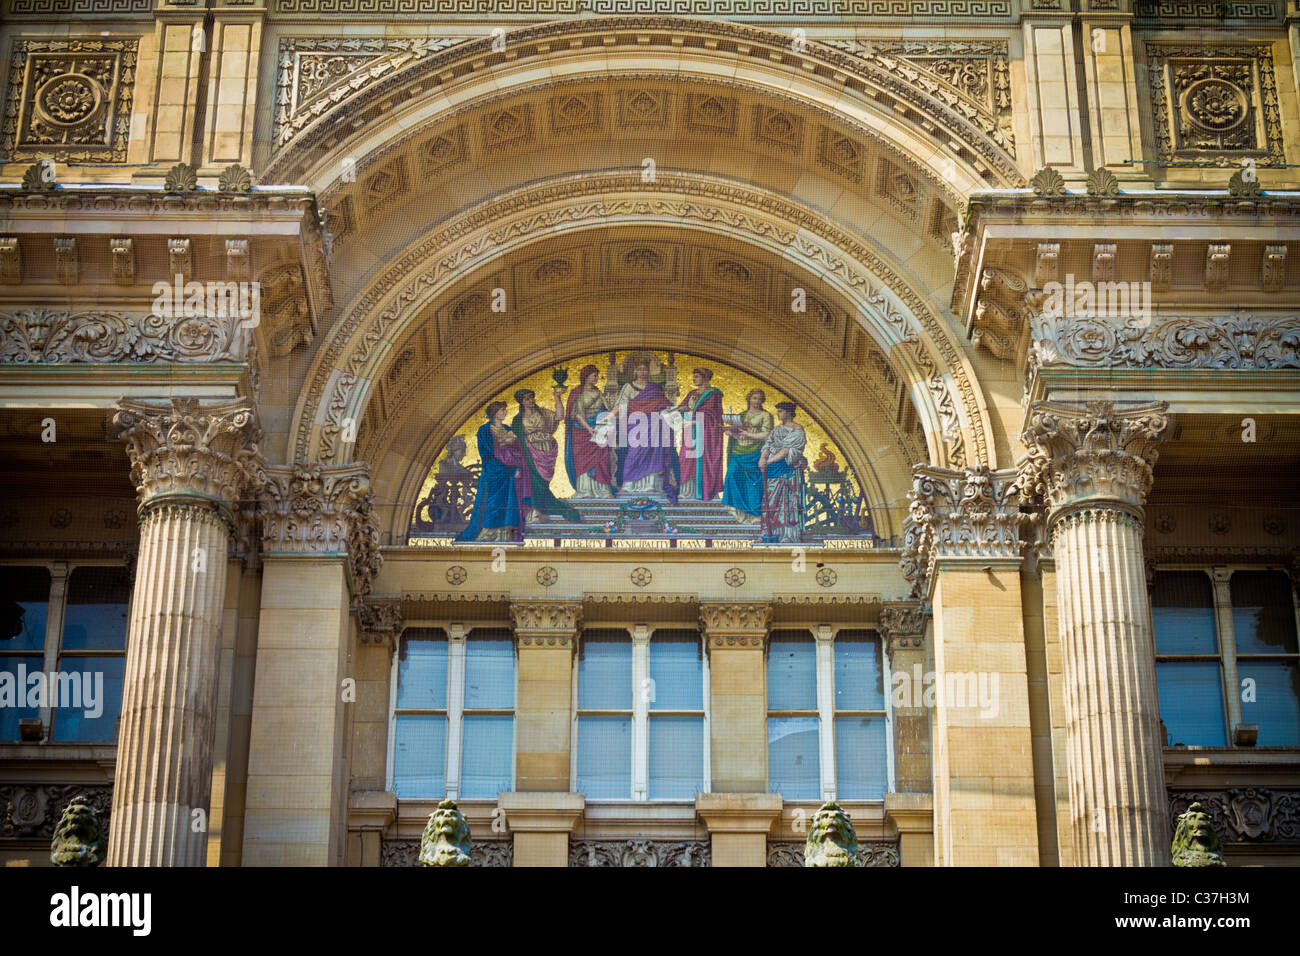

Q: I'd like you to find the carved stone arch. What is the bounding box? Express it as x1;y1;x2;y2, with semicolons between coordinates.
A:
263;16;1023;197
287;171;999;543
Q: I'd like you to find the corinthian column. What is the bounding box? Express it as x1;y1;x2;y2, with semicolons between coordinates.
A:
109;397;264;866
1021;400;1171;866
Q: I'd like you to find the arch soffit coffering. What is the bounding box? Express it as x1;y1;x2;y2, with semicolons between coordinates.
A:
265;16;1023;201
288;170;998;487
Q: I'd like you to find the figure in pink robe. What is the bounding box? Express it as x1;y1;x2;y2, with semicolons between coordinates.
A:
673;367;724;502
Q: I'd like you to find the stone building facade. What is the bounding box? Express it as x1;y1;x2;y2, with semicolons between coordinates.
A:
1;0;1298;867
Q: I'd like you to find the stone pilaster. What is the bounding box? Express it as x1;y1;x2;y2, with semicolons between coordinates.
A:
695;793;782;867
900;465;1039;866
879;602;931;795
699;603;771;794
1022;400;1172;867
510;601;583;793
109;397;264;867
498;792;584;867
243;461;379;866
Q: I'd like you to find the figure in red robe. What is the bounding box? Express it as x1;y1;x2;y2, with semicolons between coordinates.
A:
673;367;724;502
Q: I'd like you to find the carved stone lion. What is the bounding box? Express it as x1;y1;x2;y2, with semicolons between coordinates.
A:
1172;801;1227;868
50;795;106;867
419;799;472;867
805;801;859;867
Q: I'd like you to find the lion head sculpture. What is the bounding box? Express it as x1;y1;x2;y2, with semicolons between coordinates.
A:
1172;802;1227;868
50;795;106;867
419;799;472;867
805;801;859;868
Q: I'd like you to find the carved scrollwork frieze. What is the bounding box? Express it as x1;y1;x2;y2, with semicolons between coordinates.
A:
0;308;252;365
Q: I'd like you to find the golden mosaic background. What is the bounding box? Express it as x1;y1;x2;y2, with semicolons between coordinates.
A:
419;350;848;501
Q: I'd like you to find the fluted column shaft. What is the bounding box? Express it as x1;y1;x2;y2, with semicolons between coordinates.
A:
1052;506;1166;865
1023;400;1171;866
108;502;233;866
108;398;263;866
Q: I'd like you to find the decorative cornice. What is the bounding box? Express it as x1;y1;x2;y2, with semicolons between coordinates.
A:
900;464;1031;598
509;600;583;642
299;171;986;471
114;397;264;515
260;461;382;598
1019;401;1170;517
699;602;771;646
1030;312;1300;374
0;308;251;364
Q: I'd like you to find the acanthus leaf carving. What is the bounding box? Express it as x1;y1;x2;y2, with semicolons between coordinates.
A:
114;397;265;510
260;461;382;598
699;601;772;644
1019;400;1170;515
1029;312;1300;373
0;308;251;365
900;464;1032;598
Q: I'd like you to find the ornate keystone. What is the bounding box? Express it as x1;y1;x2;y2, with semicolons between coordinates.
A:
900;464;1032;598
114;397;264;515
1019;400;1170;516
260;461;382;598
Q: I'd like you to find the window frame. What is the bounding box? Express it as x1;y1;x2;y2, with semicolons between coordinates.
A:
1153;564;1300;749
0;558;132;744
766;624;894;802
387;622;518;800
571;624;711;802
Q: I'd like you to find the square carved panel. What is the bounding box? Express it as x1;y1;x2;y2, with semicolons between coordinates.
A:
2;36;139;163
1147;43;1285;163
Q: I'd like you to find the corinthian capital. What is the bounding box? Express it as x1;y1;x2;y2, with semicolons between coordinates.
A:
260;461;382;597
1019;401;1170;514
510;601;583;647
114;397;264;511
900;464;1033;597
699;602;771;647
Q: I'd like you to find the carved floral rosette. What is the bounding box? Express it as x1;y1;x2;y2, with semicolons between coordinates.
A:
1030;312;1300;374
260;462;383;597
114;397;265;513
0;309;250;365
1019;401;1170;517
900;464;1032;596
